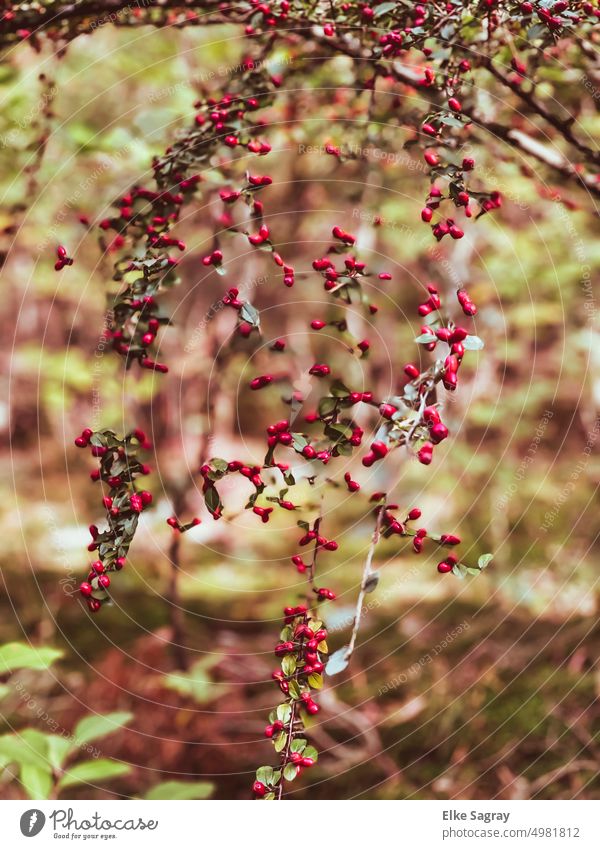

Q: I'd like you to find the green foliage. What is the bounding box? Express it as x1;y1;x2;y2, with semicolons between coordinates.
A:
58;759;131;791
0;644;132;799
161;658;228;703
144;780;214;800
71;712;133;749
0;643;63;673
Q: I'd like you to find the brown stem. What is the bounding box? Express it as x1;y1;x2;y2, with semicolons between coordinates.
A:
166;491;189;671
483;59;600;167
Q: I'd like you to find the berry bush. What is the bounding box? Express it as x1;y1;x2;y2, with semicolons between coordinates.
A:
1;0;597;800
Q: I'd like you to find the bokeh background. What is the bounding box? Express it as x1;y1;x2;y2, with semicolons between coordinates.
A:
0;20;599;800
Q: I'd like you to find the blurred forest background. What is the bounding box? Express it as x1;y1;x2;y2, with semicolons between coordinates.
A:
0;20;599;800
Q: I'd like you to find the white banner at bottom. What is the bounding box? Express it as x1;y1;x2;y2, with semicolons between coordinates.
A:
0;799;598;847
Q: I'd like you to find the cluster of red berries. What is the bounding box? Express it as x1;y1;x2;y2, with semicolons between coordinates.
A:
254;605;327;798
202;248;223;267
362;440;388;467
378;502;463;574
420;153;503;240
90;63;285;373
75;428;151;612
166;516;201;532
54;244;73;271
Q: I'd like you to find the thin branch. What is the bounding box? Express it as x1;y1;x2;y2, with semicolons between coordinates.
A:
484;58;600;166
345;501;385;663
166;490;189;671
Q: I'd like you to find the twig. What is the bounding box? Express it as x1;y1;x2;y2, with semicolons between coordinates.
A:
166;491;189;671
345;501;385;663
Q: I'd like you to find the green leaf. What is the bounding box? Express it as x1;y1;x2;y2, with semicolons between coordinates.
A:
463;335;485;351
46;736;72;771
145;780;213;800
478;553;493;570
414;333;435;344
326;647;350;676
276;703;292;723
283;763;299;782
374;1;397;15
20;764;52;800
273;732;287;753
288;680;302;700
209;457;229;473
204;486;222;516
58;759;131;791
71;712;132;749
162;659;227;703
256;766;274;785
291;433;308;452
290;738;307;754
299;711;317;730
281;655;296;676
318;396;338;417
303;745;318;762
0;730;49;770
308;672;323;690
330;379;351;397
240;302;260;327
439;115;464;128
0;643;62;673
452;562;468;579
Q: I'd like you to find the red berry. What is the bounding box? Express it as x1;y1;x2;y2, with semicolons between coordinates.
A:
440;534;461;546
430;422;449;444
371;441;388;459
417;443;434;465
